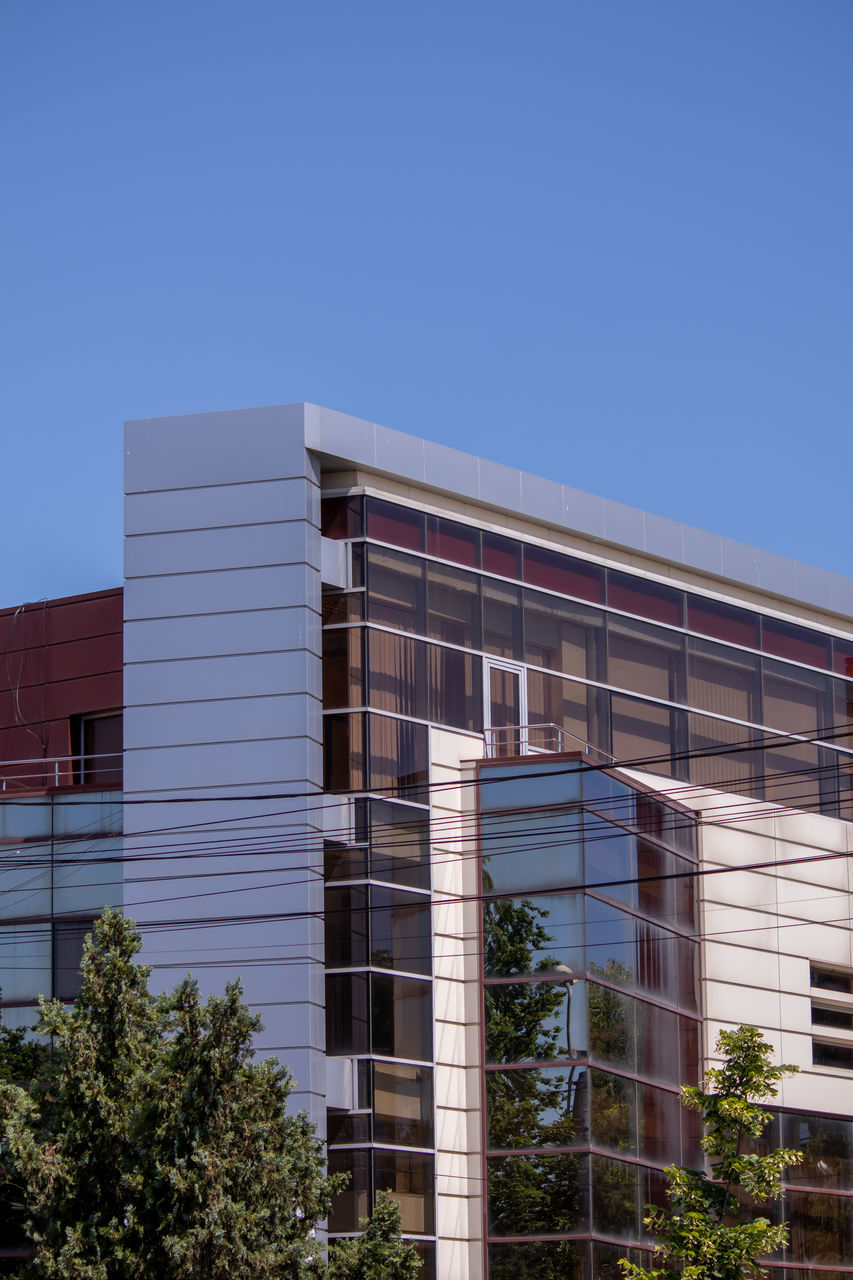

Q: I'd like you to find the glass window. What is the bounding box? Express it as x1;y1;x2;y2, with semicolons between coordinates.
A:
590;1070;637;1156
610;695;680;777
781;1113;853;1190
427;645;482;732
607;571;683;627
324;838;368;882
426;514;480;567
813;1042;853;1071
486;1065;587;1150
763;618;831;670
370;887;432;975
323;713;365;791
325;973;369;1055
487;1152;588;1236
479;759;583;811
588;984;637;1073
365;498;425;551
366;546;426;633
688;636;760;720
678;1014;700;1085
524;591;603;679
366;630;426;717
322;591;364;625
369;800;430;890
524;545;604;604
371;974;433;1061
481;806;583;895
638;1082;682;1164
686;594;759;648
591;1155;639;1240
323;627;364;709
368;715;428;803
786;1189;853;1265
74;713;122;787
811;966;853;995
527;671;588;753
52;919;93;1001
763;661;831;809
484;979;585;1065
607;616;685;703
688;713;764;796
483;580;523;659
585;898;635;987
327;1149;370;1232
812;1004;853;1031
426;562;480;647
833;637;853;679
584;818;636;908
636;921;679;1005
373;1062;434;1147
373;1150;435;1235
321;495;363;539
483;892;584;980
324;885;368;969
326;1110;371;1146
636;1002;682;1087
482;531;522;580
488;1242;585;1280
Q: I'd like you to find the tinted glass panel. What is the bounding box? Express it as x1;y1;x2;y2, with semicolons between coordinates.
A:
80;714;122;787
585;897;635;987
482;531;522;579
325;973;369;1055
487;1065;587;1150
524;545;604;603
321;495;363;539
638;1081;682;1164
373;1150;435;1234
688;713;764;796
322;627;364;709
426;561;480;647
524;590;603;679
479;760;583;810
591;1155;639;1239
811;967;853;995
487;1152;588;1236
584;819;636;908
369;800;430;890
781;1113;853;1189
324;838;368;882
366;546;426;633
367;630;426;717
813;1042;853;1071
428;645;482;732
834;638;853;679
324;713;365;791
483;892;584;979
688;636;760;719
52;919;92;1001
371;974;433;1060
326;1110;371;1145
365;498;425;551
373;1062;434;1147
483;580;523;659
812;1005;853;1030
324;885;368;968
322;591;364;624
588;983;636;1072
763;618;831;670
686;594;759;648
484;979;586;1064
607;616;684;702
527;670;588;752
481;807;583;895
370;887;432;974
610;695;678;777
327;1149;370;1232
608;571;683;627
590;1069;637;1156
487;1241;585;1280
368;715;428;802
426;514;480;567
787;1190;853;1265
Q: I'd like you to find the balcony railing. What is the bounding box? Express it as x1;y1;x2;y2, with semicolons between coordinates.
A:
483;723;616;762
0;752;122;792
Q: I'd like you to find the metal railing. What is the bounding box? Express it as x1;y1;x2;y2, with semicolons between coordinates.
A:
483;723;616;762
0;753;123;792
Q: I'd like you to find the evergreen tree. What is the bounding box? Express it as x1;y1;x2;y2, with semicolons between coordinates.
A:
620;1025;802;1280
326;1191;420;1280
0;910;418;1280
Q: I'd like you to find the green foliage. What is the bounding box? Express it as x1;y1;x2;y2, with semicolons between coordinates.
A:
619;1025;802;1280
325;1191;420;1280
0;910;417;1280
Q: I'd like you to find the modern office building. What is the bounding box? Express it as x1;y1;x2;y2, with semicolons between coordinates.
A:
2;403;853;1278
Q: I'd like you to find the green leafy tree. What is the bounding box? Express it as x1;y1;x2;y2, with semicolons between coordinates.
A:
326;1191;420;1280
620;1025;802;1280
0;910;417;1280
0;997;53;1263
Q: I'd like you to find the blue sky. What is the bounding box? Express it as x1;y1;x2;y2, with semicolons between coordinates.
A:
1;1;851;607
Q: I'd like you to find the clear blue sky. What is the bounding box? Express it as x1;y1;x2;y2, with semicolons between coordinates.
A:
2;1;851;607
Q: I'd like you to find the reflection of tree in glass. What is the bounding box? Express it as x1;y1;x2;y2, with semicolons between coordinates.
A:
591;1070;634;1153
488;1152;584;1238
593;1155;639;1239
487;1068;579;1150
588;964;634;1069
488;1238;583;1280
483;892;568;1064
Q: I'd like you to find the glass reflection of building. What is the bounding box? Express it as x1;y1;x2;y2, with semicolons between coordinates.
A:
479;760;701;1279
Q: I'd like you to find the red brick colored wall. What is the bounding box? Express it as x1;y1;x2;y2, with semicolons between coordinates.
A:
0;589;122;790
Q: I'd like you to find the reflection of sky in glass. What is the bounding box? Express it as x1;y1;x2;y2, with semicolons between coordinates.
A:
485;980;589;1063
487;1065;588;1148
484;892;584;978
482;807;582;895
480;762;582;810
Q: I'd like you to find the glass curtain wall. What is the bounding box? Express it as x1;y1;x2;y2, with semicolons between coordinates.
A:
322;495;853;818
